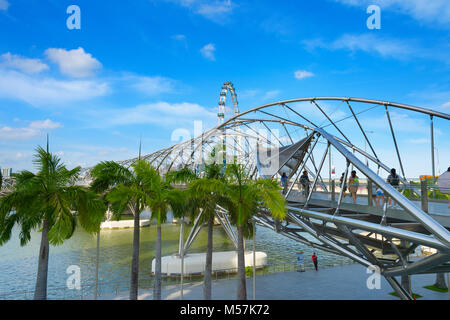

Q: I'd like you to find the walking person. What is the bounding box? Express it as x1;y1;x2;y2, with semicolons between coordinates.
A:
281;172;288;194
299;170;311;198
437;167;450;208
312;252;318;271
387;168;400;208
348;171;359;204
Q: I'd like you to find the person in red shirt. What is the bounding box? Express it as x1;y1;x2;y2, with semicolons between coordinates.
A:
312;253;318;271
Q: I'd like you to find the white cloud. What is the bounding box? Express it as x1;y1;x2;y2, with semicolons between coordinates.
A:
170;0;234;22
360;111;435;135
200;43;216;61
303;34;449;63
407;138;430;144
92;102;216;128
294;70;314;80
45;47;102;78
0;53;49;74
240;89;260;99
131;76;176;95
442;102;450;109
172;34;186;41
331;34;414;58
333;0;450;27
288;101;348;125
0;119;62;141
0;69;110;106
0;0;9;11
29;119;62;130
263;90;281;101
196;0;233;20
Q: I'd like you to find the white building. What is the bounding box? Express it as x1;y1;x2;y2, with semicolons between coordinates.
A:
1;168;12;178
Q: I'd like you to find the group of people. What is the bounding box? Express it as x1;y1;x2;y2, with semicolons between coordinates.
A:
280;167;403;206
281;171;310;196
281;166;450;208
339;168;401;207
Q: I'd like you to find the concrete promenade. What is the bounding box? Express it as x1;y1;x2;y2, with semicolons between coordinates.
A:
96;263;449;300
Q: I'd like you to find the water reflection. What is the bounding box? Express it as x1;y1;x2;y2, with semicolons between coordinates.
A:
0;219;353;299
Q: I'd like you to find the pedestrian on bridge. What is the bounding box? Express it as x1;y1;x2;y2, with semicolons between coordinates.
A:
387;168;400;208
312;253;318;271
281;172;288;194
374;184;384;207
348;171;359;204
300;170;310;198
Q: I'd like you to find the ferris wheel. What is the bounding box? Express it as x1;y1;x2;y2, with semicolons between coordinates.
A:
218;81;239;125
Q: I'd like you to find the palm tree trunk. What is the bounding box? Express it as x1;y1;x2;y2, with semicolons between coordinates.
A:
204;216;213;300
94;231;100;300
180;218;185;300
434;273;448;289
130;210;140;300
154;223;162;300
34;219;49;300
237;225;247;300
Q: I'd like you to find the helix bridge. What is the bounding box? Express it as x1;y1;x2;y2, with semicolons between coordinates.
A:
3;82;449;300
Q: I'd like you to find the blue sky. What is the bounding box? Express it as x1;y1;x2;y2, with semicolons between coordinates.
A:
0;0;449;177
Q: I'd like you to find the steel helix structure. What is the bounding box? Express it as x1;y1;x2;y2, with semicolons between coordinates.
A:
80;85;450;300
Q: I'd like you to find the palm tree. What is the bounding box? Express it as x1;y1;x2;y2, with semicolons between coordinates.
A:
0;145;105;300
187;163;230;300
90;159;153;300
225;163;286;300
143;167;188;300
165;168;200;299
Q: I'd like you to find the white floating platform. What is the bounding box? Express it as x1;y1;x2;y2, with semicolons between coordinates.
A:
151;251;267;276
100;219;150;230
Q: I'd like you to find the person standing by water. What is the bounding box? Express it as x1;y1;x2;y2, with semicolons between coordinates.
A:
348;171;359;204
312;253;318;271
438;167;450;208
299;170;311;198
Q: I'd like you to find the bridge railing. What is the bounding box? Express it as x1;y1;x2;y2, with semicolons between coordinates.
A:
287;178;449;208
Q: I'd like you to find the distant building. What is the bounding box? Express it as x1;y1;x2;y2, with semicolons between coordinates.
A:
1;168;12;178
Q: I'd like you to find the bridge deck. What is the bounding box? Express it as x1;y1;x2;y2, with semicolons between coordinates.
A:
287;190;450;229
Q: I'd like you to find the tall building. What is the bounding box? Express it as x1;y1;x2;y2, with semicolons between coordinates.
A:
1;168;12;178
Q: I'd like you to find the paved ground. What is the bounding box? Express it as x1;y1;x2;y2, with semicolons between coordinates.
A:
96;264;449;300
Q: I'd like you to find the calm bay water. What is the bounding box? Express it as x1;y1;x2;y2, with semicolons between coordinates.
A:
0;215;353;299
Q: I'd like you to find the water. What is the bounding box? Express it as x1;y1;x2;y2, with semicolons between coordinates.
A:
0;217;354;299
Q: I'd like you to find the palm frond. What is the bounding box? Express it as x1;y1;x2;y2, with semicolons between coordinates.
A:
90;161;134;193
165;167;198;184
